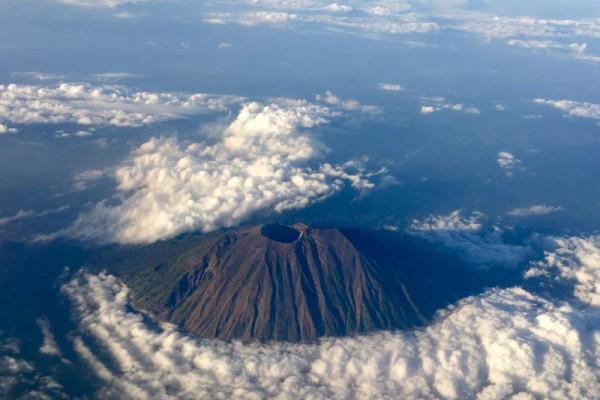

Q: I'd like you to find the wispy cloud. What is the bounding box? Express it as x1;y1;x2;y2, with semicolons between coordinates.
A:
409;210;530;266
0;205;70;227
378;83;403;92
507;205;564;217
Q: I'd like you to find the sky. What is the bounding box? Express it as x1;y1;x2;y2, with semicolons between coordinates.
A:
1;0;600;399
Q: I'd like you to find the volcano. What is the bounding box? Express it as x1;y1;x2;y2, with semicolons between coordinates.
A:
100;224;430;342
99;223;516;342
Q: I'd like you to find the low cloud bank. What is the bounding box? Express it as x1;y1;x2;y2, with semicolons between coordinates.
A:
64;235;600;399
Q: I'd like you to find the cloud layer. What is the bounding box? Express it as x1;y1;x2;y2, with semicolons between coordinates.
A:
66;100;376;244
0;83;241;129
201;1;600;63
203;1;440;37
63;234;600;399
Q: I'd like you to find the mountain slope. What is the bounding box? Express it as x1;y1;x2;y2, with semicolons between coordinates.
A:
98;223;525;342
103;224;428;342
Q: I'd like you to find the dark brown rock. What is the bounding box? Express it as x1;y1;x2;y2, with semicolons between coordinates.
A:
112;224;426;342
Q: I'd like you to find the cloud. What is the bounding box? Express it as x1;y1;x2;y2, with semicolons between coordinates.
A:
54;0;148;8
10;72;66;81
204;5;439;37
73;169;110;191
365;3;412;16
410;209;483;232
232;0;320;10
238;11;299;25
63;234;600;399
200;1;600;63
0;334;66;399
508;39;571;50
463;107;480;114
497;151;523;176
201;1;600;65
526;236;600;306
455;13;600;41
534;98;600;121
217;42;233;49
92;72;144;82
36;318;61;357
420;105;435;114
409;210;530;266
419;97;480;115
507;205;564;217
0;206;70;228
53;129;95;139
0;210;34;227
203;17;227;25
451;13;600;62
322;3;352;13
508;39;600;63
0;124;17;135
378;82;403;92
0;83;242;129
64;100;377;244
315;91;380;113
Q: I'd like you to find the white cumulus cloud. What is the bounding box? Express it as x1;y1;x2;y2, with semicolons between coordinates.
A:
64;100;377;244
527;236;600;306
322;3;352;13
420;105;435;114
419;97;480;115
497;151;523;176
